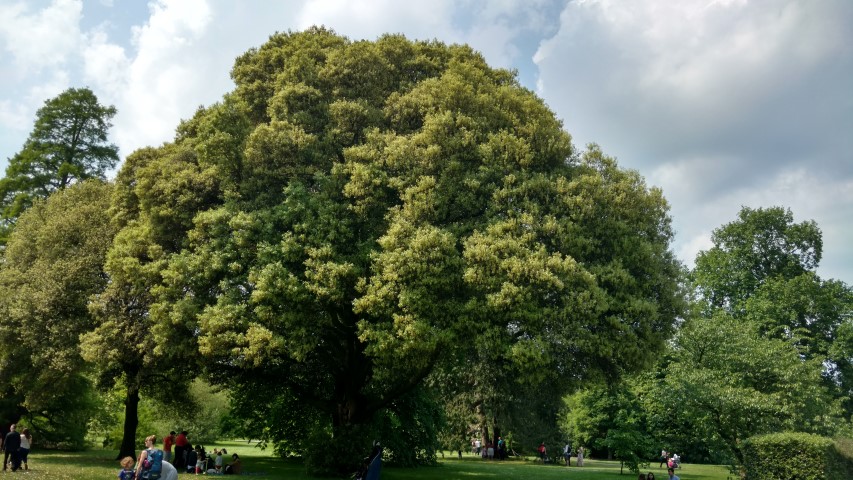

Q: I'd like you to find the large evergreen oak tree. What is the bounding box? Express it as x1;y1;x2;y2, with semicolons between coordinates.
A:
99;28;682;468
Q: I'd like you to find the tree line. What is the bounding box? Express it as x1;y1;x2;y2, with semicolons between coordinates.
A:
0;28;849;476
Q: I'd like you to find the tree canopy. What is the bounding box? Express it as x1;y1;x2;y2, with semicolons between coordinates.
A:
649;313;840;465
693;206;822;314
101;28;684;471
0;87;118;242
0;180;115;446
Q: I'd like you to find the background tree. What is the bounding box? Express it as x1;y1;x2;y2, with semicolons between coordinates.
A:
648;313;841;466
692;206;822;315
745;273;853;413
693;206;853;415
561;383;651;473
0;87;118;242
0;180;115;446
80;143;220;460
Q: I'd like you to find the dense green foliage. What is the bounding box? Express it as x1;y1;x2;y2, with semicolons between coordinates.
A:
649;314;840;464
86;28;683;473
693;206;822;315
0;180;115;447
78;145;209;458
561;384;651;473
742;432;853;480
693;206;853;415
0;87;118;242
562;206;852;469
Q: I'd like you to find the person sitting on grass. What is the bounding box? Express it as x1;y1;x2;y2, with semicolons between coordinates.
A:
224;453;242;475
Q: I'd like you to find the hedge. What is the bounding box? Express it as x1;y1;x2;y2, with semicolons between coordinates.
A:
741;432;853;480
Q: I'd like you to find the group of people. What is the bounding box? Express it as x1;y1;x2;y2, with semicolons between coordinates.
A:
560;443;584;466
639;469;680;480
659;449;681;469
121;433;243;479
534;442;584;466
2;424;32;472
162;431;243;475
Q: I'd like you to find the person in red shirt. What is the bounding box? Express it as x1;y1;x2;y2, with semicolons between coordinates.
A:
163;431;176;463
174;431;189;469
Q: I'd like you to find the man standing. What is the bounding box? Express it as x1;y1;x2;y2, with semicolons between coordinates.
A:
174;431;189;470
163;431;176;463
3;424;21;471
668;467;680;480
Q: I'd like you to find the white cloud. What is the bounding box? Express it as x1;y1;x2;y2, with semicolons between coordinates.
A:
536;0;852;166
663;163;853;281
297;0;456;42
104;0;215;155
535;0;853;282
0;0;83;77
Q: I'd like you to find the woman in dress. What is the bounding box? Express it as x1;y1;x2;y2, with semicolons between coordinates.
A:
576;446;584;466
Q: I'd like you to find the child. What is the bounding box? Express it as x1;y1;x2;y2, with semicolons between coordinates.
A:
195;445;207;475
118;456;135;480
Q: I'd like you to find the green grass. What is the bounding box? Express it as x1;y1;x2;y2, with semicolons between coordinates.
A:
22;443;734;480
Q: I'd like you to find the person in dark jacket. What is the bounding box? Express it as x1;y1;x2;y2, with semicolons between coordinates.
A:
3;424;21;471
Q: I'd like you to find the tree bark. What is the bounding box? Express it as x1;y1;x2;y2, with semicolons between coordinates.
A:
116;385;140;460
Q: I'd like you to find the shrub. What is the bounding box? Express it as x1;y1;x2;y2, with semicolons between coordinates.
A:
741;432;853;480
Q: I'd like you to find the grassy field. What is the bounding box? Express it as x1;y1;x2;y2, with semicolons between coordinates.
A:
26;442;734;480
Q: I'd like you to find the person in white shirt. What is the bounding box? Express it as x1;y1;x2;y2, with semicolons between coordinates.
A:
19;428;32;471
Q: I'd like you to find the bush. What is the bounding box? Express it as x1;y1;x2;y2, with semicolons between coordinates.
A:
742;432;853;480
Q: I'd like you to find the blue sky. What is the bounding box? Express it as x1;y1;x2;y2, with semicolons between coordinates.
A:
1;0;851;283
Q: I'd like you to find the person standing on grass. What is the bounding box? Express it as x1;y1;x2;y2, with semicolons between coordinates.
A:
576;446;585;466
19;428;31;471
3;424;21;471
163;431;175;463
174;430;189;469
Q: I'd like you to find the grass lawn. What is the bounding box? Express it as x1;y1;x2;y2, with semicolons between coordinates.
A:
23;442;734;480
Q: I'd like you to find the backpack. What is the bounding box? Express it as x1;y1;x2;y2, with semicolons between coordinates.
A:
141;448;163;480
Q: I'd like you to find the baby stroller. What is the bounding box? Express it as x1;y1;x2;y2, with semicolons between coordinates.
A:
354;441;382;480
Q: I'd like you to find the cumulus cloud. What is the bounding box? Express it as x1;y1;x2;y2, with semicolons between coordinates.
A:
536;0;852;169
535;0;853;282
0;0;83;77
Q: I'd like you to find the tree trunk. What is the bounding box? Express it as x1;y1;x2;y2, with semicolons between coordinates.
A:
116;385;140;460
